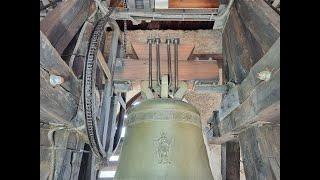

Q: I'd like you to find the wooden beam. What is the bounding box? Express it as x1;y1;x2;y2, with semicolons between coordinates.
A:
40;67;78;126
97;50;112;80
40;0;93;54
114;59;219;81
238;38;280;104
235;0;280;53
239;124;280;180
208;134;238;145
131;43;195;61
188;53;223;61
222;4;263;82
212;38;280;142
40;31;80;98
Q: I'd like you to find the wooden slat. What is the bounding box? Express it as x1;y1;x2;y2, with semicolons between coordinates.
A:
131;43;194;61
40;0;92;54
114;59;219;81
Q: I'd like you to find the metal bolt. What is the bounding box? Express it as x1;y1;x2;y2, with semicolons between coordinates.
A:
49;74;64;86
257;70;272;81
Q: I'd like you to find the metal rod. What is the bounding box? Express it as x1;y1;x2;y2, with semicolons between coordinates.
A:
166;37;172;87
173;38;180;92
155;37;161;86
147;36;153;89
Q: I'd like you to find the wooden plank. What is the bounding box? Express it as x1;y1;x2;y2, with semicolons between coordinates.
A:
40;0;92;54
235;0;280;53
131;43;194;61
40;31;80;98
40;67;78;126
114;59;219;81
239;124;280;180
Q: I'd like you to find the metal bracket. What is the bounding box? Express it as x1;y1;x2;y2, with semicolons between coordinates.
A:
141;81;154;99
161;75;169;98
173;81;187;99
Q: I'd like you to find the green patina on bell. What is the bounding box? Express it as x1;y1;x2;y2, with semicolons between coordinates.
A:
115;98;214;180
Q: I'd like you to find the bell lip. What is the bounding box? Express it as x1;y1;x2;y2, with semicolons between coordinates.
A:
127;98;200;115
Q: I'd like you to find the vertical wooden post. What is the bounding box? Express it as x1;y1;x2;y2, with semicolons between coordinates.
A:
221;143;226;180
226;142;240;180
221;141;240;180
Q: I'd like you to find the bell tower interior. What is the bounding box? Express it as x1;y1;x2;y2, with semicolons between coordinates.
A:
40;0;280;179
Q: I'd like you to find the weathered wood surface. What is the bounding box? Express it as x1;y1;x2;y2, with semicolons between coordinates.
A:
131;43;194;61
40;128;86;180
114;59;219;81
218;86;240;120
222;5;263;82
239;124;280;180
40;67;78;126
221;142;240;180
40;0;93;54
97;50;112;80
226;142;240;180
40;31;81;98
222;0;279;82
238;38;280;104
212;38;280;143
235;0;280;53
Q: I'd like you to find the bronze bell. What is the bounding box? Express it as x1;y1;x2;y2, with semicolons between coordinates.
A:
114;98;214;180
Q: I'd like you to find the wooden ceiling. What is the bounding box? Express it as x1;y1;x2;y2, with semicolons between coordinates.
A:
169;0;220;9
111;0;220;8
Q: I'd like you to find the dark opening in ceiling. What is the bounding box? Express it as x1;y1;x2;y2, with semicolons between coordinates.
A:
113;21;214;31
